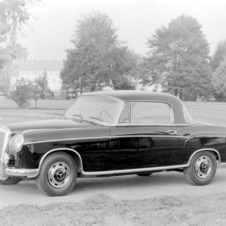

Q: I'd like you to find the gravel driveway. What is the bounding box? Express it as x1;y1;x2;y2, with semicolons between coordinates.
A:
0;168;226;225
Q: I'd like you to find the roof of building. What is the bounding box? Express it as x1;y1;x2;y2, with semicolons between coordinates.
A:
13;60;63;71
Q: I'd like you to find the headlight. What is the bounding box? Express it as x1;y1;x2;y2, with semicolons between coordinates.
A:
8;134;24;155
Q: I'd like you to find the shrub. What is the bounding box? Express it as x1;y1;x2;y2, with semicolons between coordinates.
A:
10;83;32;108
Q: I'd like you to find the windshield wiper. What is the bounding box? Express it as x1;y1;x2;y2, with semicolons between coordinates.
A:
71;115;99;125
90;117;104;122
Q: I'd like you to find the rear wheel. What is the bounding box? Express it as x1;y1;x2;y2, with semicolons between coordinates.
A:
184;151;217;185
36;152;77;196
0;177;22;185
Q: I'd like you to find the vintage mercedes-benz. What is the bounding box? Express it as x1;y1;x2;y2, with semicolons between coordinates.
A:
0;90;226;196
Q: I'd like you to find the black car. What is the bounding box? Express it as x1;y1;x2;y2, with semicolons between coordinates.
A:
0;91;225;196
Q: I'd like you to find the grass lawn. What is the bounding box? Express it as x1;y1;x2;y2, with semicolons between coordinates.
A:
0;97;226;126
185;101;226;126
0;98;74;124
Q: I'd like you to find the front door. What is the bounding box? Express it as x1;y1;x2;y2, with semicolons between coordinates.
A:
109;101;185;170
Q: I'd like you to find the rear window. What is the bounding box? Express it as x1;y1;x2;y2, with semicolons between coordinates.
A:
132;102;171;124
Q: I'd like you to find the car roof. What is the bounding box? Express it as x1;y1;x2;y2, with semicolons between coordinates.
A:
81;90;187;124
81;90;178;101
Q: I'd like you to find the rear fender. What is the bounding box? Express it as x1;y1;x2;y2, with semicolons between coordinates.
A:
187;148;221;165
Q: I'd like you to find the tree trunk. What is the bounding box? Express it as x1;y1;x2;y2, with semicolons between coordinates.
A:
179;91;183;100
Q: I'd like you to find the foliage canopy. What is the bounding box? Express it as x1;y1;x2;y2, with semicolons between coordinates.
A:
10;79;33;107
0;0;40;67
0;0;41;94
61;12;138;93
34;70;51;99
211;41;226;71
142;15;212;100
211;56;226;101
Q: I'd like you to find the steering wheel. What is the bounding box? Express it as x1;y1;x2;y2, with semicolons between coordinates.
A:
100;111;113;122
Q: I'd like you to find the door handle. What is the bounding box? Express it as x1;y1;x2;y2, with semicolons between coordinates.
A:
167;130;177;135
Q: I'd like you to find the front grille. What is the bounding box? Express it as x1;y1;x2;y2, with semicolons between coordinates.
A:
0;132;5;156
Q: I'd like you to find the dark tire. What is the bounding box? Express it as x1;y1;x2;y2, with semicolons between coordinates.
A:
0;177;22;185
137;172;153;177
184;151;217;186
35;152;77;196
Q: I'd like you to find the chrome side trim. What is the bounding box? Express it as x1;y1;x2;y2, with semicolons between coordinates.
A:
23;129;43;135
25;136;111;145
116;122;196;127
4;148;221;178
25;134;188;145
80;164;188;177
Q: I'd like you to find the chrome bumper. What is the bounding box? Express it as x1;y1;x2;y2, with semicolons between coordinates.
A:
5;167;39;178
0;159;39;179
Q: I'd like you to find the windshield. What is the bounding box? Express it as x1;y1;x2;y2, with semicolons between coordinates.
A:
65;96;120;124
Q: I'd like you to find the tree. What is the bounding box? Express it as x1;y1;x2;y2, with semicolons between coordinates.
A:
211;56;226;101
10;77;44;108
142;15;212;100
0;0;41;96
61;12;139;93
0;0;41;67
32;84;42;108
211;41;226;101
211;41;226;71
34;69;51;99
105;48;140;90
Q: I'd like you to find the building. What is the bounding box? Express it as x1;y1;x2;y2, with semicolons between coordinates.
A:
12;60;63;96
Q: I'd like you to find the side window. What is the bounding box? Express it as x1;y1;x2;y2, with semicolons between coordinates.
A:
119;103;131;123
132;102;173;124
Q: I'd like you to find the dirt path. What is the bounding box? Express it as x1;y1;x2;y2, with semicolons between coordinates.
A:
0;168;226;225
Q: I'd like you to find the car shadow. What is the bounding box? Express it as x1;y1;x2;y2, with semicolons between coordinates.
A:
72;171;187;192
72;169;226;195
11;169;226;197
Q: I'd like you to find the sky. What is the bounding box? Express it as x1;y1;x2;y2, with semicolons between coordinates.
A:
18;0;226;61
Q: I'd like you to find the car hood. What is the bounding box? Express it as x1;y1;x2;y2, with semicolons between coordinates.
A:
6;118;98;134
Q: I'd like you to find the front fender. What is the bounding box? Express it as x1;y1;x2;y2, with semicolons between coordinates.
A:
23;127;110;145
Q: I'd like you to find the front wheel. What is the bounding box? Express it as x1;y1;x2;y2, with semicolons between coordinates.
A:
0;177;22;185
36;152;77;196
184;151;217;186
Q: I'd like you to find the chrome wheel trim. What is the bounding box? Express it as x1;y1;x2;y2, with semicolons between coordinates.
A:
48;162;70;188
195;156;212;179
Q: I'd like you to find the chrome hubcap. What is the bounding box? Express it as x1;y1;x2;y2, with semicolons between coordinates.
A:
48;162;70;188
195;156;212;179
